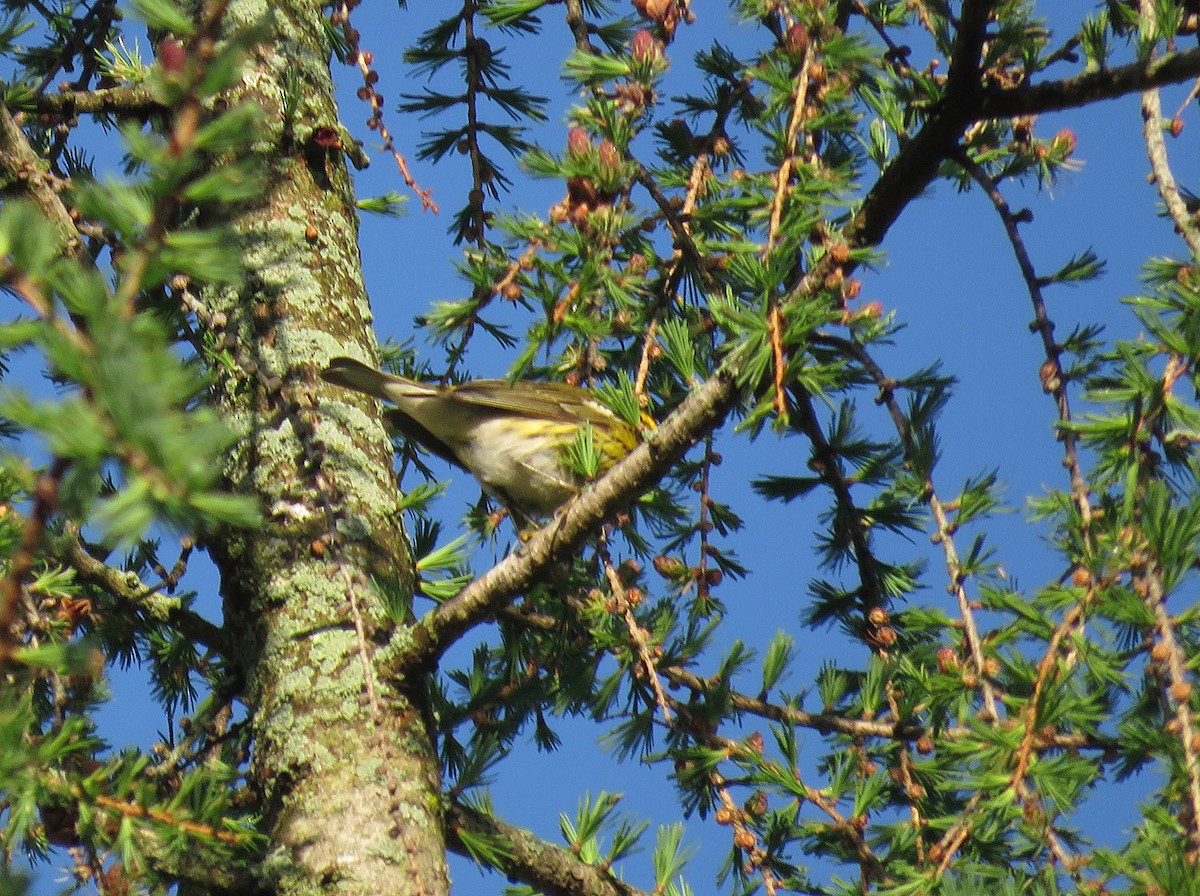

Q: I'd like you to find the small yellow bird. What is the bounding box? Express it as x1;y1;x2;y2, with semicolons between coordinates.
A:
321;357;642;517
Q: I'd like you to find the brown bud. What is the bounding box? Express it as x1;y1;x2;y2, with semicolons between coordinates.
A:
1170;117;1185;138
1070;567;1092;588
733;829;756;850
1039;358;1061;393
653;554;687;579
158;38;187;75
785;23;809;57
567;126;591;157
566;175;601;209
916;735;934;755
598;139;621;175
615;82;649;110
469;37;492;65
617;558;641;580
858;300;883;319
938;649;959;675
1171;681;1192;703
634;0;673;24
630;28;661;63
1150;641;1170;663
1052;128;1076;155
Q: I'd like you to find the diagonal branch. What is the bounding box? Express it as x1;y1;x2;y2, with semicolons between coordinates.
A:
398;365;743;674
0;104;80;250
53;531;230;655
445;801;649;896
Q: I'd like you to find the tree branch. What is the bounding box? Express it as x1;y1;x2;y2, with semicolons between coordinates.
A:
12;86;160;117
0;104;79;249
53;531;230;655
978;46;1200;119
398;366;743;674
146;836;267;896
444;801;648;896
662;665;1115;753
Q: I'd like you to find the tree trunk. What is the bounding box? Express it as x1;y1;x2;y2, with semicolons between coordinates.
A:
202;0;448;892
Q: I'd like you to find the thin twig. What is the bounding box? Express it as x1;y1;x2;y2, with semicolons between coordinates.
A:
661;663;1112;751
807;331;1001;719
957;153;1093;533
1149;564;1200;852
1139;2;1200;255
601;554;672;723
0;457;67;663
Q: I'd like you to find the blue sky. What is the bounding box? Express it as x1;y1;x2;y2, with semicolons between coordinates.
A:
17;1;1198;892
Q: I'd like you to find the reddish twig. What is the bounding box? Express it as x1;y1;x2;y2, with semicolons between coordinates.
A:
0;457;68;663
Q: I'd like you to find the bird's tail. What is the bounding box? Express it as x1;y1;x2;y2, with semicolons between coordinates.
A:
321;356;401;401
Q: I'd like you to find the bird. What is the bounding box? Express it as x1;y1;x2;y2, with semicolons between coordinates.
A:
321;356;643;517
